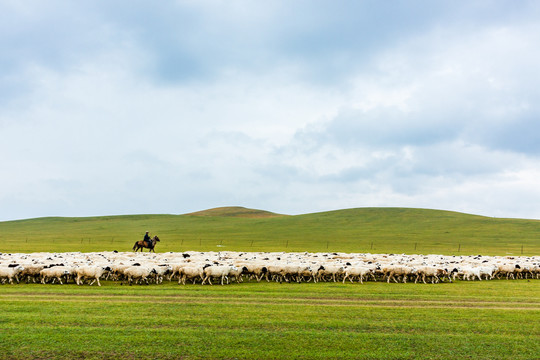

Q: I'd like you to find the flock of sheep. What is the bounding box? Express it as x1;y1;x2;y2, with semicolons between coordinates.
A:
1;250;538;286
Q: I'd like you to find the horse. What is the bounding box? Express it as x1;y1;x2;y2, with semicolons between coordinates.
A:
133;236;160;252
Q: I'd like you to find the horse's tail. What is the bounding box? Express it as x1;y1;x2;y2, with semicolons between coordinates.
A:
133;241;139;251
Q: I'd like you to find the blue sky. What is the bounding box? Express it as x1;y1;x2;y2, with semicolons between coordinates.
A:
2;1;540;220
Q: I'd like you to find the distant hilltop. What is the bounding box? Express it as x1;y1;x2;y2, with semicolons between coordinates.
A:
185;206;286;218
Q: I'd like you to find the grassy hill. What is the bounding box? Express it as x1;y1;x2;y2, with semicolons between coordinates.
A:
0;207;539;255
186;206;285;218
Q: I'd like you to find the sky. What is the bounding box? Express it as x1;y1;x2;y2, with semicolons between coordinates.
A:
1;1;540;221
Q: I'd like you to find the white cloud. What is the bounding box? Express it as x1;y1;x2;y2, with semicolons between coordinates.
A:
1;1;540;220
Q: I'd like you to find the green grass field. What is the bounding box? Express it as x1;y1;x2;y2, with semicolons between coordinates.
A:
2;281;539;360
1;207;539;359
1;207;539;255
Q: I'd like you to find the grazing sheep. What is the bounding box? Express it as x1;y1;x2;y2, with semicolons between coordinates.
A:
278;264;310;283
317;265;345;282
40;266;71;284
0;266;25;284
121;266;157;285
241;263;268;282
0;251;536;287
228;266;248;283
202;265;238;285
342;266;373;284
298;266;318;283
460;267;482;281
75;265;112;286
494;264;521;280
384;266;417;283
150;264;172;284
20;264;45;283
178;264;205;285
414;266;447;284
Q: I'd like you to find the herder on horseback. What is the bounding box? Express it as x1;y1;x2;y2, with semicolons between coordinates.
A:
143;231;151;245
133;231;160;252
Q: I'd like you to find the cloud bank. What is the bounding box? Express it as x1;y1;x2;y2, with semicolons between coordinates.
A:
1;1;540;220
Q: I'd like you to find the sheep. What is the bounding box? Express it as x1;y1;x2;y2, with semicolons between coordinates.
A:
0;251;537;286
169;263;188;281
20;264;46;283
265;264;285;282
317;265;345;282
494;264;520;280
75;265;112;286
151;264;172;284
384;266;417;283
278;264;310;283
414;266;447;284
298;266;319;283
531;264;540;279
121;266;157;285
178;264;205;285
342;266;373;284
40;266;71;284
202;265;238;285
109;264;134;281
460;267;482;281
478;265;497;280
241;263;268;282
0;266;25;284
228;265;248;283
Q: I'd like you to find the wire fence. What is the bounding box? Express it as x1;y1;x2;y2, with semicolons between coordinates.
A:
1;236;538;256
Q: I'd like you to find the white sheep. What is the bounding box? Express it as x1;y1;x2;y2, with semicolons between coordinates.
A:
494;264;520;280
151;264;172;284
75;265;112;286
178;264;205;285
0;266;25;284
20;264;45;283
121;266;157;285
40;266;71;284
414;266;446;284
342;266;372;284
317;265;345;282
384;266;417;283
202;265;238;285
228;265;248;283
241;262;268;282
460;267;482;281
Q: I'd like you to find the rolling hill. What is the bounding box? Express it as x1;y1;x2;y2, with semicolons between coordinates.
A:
186;206;285;218
0;207;539;255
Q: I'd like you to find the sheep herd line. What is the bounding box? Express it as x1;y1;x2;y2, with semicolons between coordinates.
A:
1;251;539;286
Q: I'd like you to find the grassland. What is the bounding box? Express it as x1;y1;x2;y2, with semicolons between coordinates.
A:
1;207;539;255
1;280;539;360
1;207;539;359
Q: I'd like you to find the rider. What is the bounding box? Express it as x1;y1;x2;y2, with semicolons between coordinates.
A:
143;231;151;246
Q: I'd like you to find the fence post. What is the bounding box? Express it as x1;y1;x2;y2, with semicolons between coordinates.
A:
521;245;524;255
414;243;417;251
458;244;461;252
286;240;289;248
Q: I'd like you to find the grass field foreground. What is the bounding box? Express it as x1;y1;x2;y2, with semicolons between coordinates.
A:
1;280;539;360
